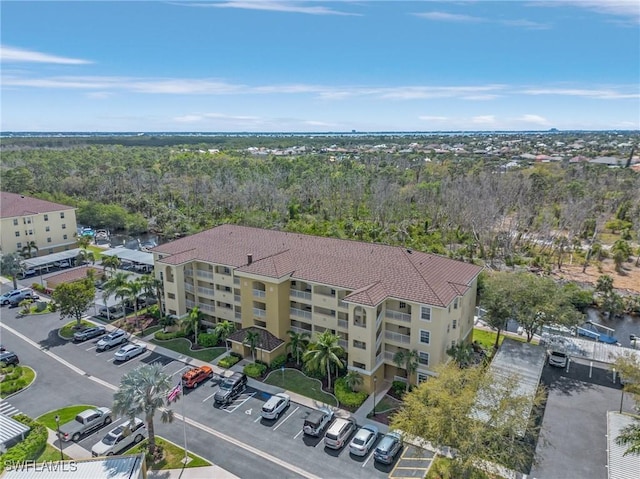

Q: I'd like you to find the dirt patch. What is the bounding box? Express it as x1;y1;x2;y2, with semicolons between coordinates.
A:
552;259;640;295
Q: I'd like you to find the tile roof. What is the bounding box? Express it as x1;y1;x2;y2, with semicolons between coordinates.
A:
0;191;75;218
227;326;285;352
154;224;483;307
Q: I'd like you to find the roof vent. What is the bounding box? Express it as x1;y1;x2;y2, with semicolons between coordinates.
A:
247;254;253;265
407;249;413;254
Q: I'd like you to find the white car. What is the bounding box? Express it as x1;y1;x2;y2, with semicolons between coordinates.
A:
96;330;127;351
114;343;146;361
349;424;379;456
91;418;146;457
54;260;71;268
261;393;290;420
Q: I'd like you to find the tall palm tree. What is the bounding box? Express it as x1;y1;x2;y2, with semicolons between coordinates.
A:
21;241;39;259
102;271;131;320
122;279;143;330
139;274;163;317
76;249;96;266
112;363;174;456
102;255;121;277
393;349;419;392
446;342;474;367
214;320;236;352
286;329;310;365
0;253;25;290
303;330;344;390
244;330;260;362
181;307;203;345
77;235;92;250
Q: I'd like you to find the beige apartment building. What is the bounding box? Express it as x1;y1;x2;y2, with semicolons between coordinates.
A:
0;192;78;257
153;224;482;392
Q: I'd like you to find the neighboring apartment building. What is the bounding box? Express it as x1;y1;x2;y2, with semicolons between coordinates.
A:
153;224;483;392
0;192;78;257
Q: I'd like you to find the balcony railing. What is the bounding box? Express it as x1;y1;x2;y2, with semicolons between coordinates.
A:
338;300;348;309
186;299;195;308
385;310;411;323
290;307;312;320
385;331;410;344
376;333;383;350
290;325;312;335
290;290;312;301
184;269;193;277
235;311;241;320
385;351;396;361
234;295;241;303
353;319;366;328
376;352;384;367
184;283;194;293
376;310;384;329
253;289;266;298
196;270;214;280
338;339;348;349
234;277;240;285
197;286;214;297
253;308;266;317
198;303;215;313
337;319;348;330
314;309;335;319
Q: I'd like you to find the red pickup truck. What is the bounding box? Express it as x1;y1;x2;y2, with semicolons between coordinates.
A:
182;365;214;388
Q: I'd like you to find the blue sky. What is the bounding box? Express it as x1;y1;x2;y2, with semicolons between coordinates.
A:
1;1;639;132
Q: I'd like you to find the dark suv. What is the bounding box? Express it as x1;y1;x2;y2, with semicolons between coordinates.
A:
0;351;20;367
214;372;247;406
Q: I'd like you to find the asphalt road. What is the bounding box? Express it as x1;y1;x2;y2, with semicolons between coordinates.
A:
0;284;398;479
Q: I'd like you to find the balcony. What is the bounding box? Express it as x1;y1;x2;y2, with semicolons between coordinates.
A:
376;310;384;329
290;307;312;320
384;351;395;361
234;295;241;303
385;331;410;344
235;311;241;320
376;352;384;367
196;270;214;280
338;300;348;309
253;289;266;298
184;269;193;277
253;308;266;318
198;286;215;297
234;277;240;285
198;303;215;313
314;307;335;320
184;283;194;293
290;289;312;301
337;319;348;330
186;299;195;309
338;339;348;349
385;310;412;323
290;325;312;336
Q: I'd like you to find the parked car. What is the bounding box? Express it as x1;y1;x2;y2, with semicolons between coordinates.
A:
59;407;112;442
99;306;125;319
19;268;37;278
53;260;71;268
261;393;290;420
303;406;334;437
96;330;127;351
91;418;147;457
73;325;107;342
349;424;379;456
214;372;247;406
324;417;356;449
1;289;33;306
114;343;146;361
548;350;568;368
8;291;39;307
373;431;403;464
0;351;19;367
182;365;214;389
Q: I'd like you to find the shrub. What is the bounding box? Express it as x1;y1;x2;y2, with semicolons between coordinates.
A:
48;301;57;312
0;415;47;472
1;378;27;396
270;354;287;370
197;332;219;348
230;351;243;360
218;355;240;368
31;284;46;293
244;362;267;378
154;330;187;340
334;377;367;408
391;380;409;397
34;301;48;312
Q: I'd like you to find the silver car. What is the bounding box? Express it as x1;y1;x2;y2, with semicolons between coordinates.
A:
114;343;146;361
261;393;290;420
349;424;379;456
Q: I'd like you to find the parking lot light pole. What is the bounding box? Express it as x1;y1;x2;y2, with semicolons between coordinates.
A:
54;415;64;461
372;376;377;417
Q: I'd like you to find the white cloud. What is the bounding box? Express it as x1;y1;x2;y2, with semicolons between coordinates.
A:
85;91;112;99
419;116;448;121
413;11;549;29
0;45;92;64
540;1;640;24
516;114;550;126
521;87;640;99
175;112;262;123
187;1;360;16
471;115;496;124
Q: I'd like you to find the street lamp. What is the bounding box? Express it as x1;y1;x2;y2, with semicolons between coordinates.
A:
54;415;64;461
372;376;377;417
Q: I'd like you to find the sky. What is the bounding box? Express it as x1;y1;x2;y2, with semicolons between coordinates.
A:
1;1;639;132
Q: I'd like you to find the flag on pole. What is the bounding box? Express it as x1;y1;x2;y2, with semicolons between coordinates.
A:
167;382;182;403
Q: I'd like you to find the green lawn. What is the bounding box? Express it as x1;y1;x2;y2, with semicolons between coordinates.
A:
35;443;71;462
264;369;338;406
375;394;402;414
0;365;36;398
472;328;536;351
128;437;211;470
150;338;225;362
37;405;95;430
59;320;94;339
136;325;162;337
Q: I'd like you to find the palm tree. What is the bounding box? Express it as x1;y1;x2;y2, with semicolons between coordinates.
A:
180;307;203;345
286;329;310;365
139;275;163;317
102;271;131;320
0;253;25;290
214;320;236;352
112;363;175;457
20;241;39;259
122;279;143;330
303;330;344;390
446;342;474;367
76;249;96;266
393;349;419;392
344;370;363;392
244;330;260;362
102;255;121;277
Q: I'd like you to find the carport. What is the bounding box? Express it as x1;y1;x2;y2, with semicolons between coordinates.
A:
100;247;154;266
23;248;82;270
607;411;640;479
0;413;30;452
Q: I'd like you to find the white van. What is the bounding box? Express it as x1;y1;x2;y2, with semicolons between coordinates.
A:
323;417;356;449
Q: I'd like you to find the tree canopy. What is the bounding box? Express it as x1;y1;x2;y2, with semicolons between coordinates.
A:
52;278;96;327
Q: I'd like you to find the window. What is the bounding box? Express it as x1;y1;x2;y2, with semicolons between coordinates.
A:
45;226;50;232
16;242;22;249
447;324;450;333
454;298;459;309
418;351;429;366
167;293;176;299
61;224;66;229
353;340;366;350
452;319;457;330
60;212;65;219
15;231;20;237
223;267;230;275
47;237;52;243
44;214;48;221
420;306;431;322
419;330;430;345
399;302;406;309
13;219;18;226
330;289;335;296
417;372;430;384
451;340;456;349
28;229;33;235
254;320;266;328
63;234;68;240
352;361;366;370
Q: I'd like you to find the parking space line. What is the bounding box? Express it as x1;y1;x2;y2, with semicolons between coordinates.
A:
170;365;188;377
85;345;96;351
315;439;324;448
202;392;217;403
224;392;255;413
273;406;298;431
362;449;375;467
294;429;303;439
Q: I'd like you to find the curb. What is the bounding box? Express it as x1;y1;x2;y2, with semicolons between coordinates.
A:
1;365;37;400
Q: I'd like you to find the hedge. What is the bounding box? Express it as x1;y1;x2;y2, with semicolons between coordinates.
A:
334;377;368;408
154;330;187;340
0;415;47;472
391;380;412;397
269;354;287;370
197;332;219;348
244;363;267;378
218;355;240;368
